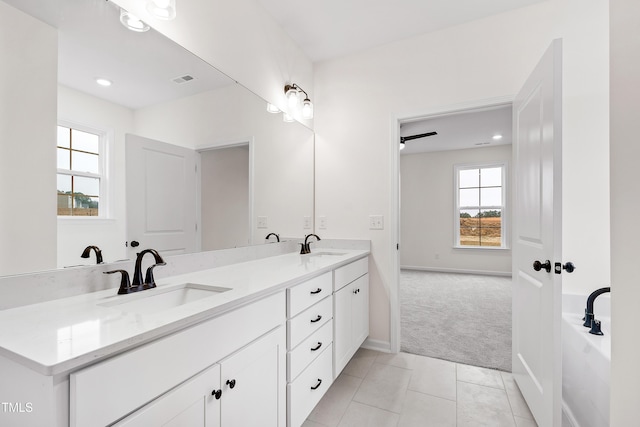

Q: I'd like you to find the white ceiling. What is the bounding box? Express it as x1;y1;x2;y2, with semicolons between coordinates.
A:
4;0;233;109
400;105;512;154
255;0;547;62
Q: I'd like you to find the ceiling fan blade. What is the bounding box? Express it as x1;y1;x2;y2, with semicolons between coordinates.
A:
400;131;438;143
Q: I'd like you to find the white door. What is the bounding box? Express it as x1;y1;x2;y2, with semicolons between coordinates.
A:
126;134;198;258
512;39;563;427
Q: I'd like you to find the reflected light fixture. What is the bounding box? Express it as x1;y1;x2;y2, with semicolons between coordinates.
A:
120;9;150;32
492;134;503;140
282;112;295;123
284;83;313;119
266;103;281;113
146;0;177;20
399;141;405;150
95;78;112;87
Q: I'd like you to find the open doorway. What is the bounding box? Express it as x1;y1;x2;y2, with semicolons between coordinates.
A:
398;103;513;371
199;142;252;250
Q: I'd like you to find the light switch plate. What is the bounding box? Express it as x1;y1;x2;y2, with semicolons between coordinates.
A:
369;215;384;230
257;216;268;229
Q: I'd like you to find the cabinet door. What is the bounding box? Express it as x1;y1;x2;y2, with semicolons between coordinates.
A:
114;364;221;427
352;274;369;348
220;326;286;427
333;281;355;377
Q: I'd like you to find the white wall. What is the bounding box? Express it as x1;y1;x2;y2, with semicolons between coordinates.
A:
201;146;250;250
56;86;134;267
610;0;640;424
111;0;314;126
401;145;512;274
135;83;315;243
0;3;57;276
314;0;609;346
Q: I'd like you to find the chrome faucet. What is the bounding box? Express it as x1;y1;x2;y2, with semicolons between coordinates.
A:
583;286;610;335
265;232;280;243
104;248;166;294
81;245;103;264
300;234;321;254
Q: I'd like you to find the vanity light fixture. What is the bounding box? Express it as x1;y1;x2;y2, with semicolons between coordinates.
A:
284;83;314;120
119;8;150;32
146;0;177;21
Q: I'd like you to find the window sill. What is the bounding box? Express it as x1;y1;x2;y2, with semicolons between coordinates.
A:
453;245;511;251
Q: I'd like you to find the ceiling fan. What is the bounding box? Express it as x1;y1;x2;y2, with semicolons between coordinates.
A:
399;131;438;150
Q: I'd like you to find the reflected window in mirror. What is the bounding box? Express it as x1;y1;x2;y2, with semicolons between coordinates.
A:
56;123;106;217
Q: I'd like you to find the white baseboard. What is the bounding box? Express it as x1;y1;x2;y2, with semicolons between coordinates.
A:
361;338;391;353
400;265;512;277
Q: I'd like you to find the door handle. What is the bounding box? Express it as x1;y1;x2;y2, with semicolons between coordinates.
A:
555;262;576;274
533;260;551;273
130;240;140;248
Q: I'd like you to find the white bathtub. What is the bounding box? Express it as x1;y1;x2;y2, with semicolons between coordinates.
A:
562;293;610;427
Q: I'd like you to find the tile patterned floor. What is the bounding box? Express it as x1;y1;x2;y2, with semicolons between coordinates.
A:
303;349;538;427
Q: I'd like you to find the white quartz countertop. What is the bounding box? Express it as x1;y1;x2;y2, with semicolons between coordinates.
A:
0;249;369;376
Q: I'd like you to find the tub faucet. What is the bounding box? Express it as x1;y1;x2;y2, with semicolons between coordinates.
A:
265;233;280;243
301;234;321;254
583;286;610;335
81;245;103;264
132;249;166;290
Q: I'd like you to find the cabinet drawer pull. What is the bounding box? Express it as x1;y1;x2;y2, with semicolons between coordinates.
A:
353;288;360;294
311;342;323;351
310;315;322;323
226;379;236;389
310;288;322;295
311;378;323;390
211;389;222;399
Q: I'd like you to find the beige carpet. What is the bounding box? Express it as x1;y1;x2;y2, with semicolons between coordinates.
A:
400;270;512;372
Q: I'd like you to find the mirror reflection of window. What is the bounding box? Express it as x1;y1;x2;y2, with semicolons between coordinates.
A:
56;125;104;216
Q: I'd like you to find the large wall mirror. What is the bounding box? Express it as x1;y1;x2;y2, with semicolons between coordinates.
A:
0;0;314;274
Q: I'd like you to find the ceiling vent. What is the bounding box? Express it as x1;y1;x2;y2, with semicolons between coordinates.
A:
172;74;195;84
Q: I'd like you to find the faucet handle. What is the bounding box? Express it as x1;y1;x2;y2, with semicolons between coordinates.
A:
104;270;132;294
144;262;166;290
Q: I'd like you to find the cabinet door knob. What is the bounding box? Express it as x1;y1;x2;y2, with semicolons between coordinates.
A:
311;342;322;351
211;389;222;399
226;379;236;389
311;378;323;390
310;315;322;323
353;288;360;294
310;288;322;295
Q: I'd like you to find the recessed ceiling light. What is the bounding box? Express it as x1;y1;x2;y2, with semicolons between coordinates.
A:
95;78;113;87
492;134;503;140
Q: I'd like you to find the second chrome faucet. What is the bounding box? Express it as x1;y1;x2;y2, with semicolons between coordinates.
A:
105;248;166;295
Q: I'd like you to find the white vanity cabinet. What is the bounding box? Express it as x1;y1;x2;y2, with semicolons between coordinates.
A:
333;257;369;377
70;291;286;427
115;326;286;427
286;271;334;427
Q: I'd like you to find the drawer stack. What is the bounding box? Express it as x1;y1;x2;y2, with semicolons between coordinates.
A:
286;271;334;427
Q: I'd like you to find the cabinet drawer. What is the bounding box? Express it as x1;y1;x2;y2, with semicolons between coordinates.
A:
287;295;332;349
334;257;368;291
70;291;285;427
287;319;333;382
287;344;333;427
287;272;332;318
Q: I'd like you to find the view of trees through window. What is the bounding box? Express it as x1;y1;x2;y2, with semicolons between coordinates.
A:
56;126;101;216
458;166;504;247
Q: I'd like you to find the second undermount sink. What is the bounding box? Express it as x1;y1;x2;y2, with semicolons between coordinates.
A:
98;283;231;315
306;252;347;257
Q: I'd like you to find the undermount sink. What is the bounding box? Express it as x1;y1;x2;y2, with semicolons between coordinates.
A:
306;252;347;257
98;283;231;315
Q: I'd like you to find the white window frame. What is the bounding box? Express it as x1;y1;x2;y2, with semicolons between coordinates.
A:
454;162;508;249
57;120;113;220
